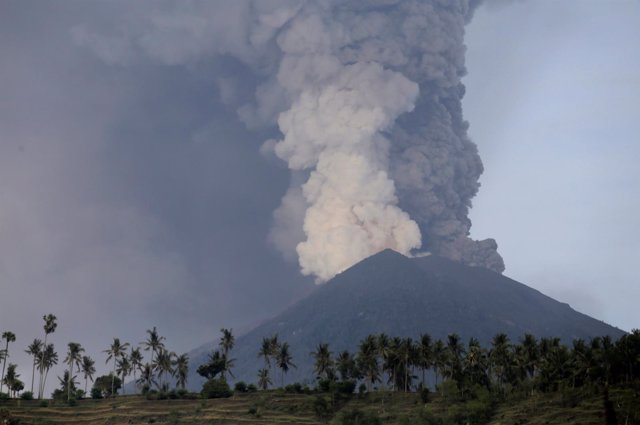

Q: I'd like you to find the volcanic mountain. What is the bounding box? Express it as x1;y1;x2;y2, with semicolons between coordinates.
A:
186;249;624;389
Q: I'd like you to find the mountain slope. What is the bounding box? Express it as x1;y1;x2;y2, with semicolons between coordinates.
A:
187;249;624;389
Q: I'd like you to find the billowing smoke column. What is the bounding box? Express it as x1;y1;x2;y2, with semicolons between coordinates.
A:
263;0;504;281
73;0;504;281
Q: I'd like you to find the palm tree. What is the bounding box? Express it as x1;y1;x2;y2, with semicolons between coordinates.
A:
445;334;465;383
38;343;58;397
489;333;511;392
153;348;174;390
257;368;271;390
80;356;96;394
376;334;392;388
258;337;272;369
25;338;43;394
357;335;380;392
174;353;189;389
1;364;19;398
0;331;16;394
142;327;165;365
104;338;130;396
276;342;295;387
116;356;132;394
129;348;144;393
136;363;157;390
418;334;433;389
311;343;334;381
63;342;84;401
336;350;356;382
464;338;488;390
432;340;446;388
38;314;57;399
220;328;235;357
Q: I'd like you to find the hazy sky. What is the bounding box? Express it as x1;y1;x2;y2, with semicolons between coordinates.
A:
1;1;638;392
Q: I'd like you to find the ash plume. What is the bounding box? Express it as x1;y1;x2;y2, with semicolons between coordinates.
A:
263;0;505;280
73;0;504;281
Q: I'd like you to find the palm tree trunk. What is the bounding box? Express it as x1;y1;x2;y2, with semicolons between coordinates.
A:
38;334;48;399
67;364;73;401
31;360;36;394
0;341;8;393
111;360;116;396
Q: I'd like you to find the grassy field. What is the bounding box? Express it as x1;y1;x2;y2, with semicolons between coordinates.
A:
1;386;638;424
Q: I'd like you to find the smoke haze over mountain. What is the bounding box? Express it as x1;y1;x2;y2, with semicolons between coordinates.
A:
71;1;505;281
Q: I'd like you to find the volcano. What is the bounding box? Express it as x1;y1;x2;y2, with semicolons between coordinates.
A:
186;249;624;389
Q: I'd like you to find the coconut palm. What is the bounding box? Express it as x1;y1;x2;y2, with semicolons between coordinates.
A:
0;331;16;392
259;337;273;369
0;331;16;393
142;327;165;365
219;328;235;357
311;343;334;381
1;364;19;398
136;363;157;390
116;356;131;394
357;335;380;392
432;340;446;388
80;356;96;394
336;350;357;382
38;343;58;396
129;348;144;393
153;348;174;390
38;314;57;399
257;368;271;390
104;338;130;396
418;334;433;389
63;342;84;401
276;342;295;387
25;338;43;394
174;353;189;389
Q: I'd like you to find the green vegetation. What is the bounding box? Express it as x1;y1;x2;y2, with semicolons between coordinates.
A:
1;313;639;424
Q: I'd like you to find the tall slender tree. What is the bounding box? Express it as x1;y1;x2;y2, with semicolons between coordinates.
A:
220;328;235;357
418;334;433;389
38;343;58;397
142;327;165;365
129;348;144;393
25;338;43;394
63;342;84;401
0;331;16;393
276;342;295;387
116;356;131;394
2;364;20;398
38;314;57;399
257;368;271;390
311;343;334;381
357;335;380;392
80;355;96;394
104;338;129;397
153;348;174;390
174;353;189;389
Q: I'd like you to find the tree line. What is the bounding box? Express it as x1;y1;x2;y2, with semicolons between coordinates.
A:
0;315;190;401
2;313;639;403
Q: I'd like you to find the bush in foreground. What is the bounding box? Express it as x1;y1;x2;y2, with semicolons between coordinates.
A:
201;378;232;399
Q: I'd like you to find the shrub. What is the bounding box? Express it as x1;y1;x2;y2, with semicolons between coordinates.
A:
335;380;356;395
247;384;258;393
234;381;248;393
0;393;9;401
20;391;34;400
201;378;232;399
312;396;333;422
337;408;382;425
420;387;430;404
358;383;367;395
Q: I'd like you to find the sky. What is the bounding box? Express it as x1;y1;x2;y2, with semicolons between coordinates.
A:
1;0;639;394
